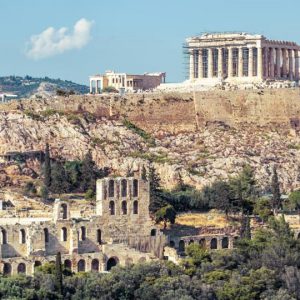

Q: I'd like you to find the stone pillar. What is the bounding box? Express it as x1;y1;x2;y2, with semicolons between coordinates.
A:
238;47;244;77
89;80;93;93
276;48;281;78
248;47;253;77
289;49;294;80
269;48;275;78
295;50;299;81
218;48;223;78
189;50;195;80
257;47;263;79
228;47;233;77
264;47;269;78
282;49;287;78
198;49;203;79
208;48;214;78
95;80;98;94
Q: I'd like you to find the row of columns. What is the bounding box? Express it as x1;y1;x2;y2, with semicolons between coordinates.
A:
189;46;299;81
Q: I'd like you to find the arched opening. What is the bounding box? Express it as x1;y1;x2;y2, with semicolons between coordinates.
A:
108;180;114;197
61;227;67;242
81;226;86;241
222;237;229;249
77;259;86;272
91;259;99;272
17;263;26;274
96;229;102;244
210;238;217;250
133;179;138;197
44;228;49;243
199;238;206;248
121;201;127;215
189;239;194;245
1;229;7;244
34;261;42;268
61;204;68;220
20;229;26;244
151;229;156;236
64;259;72;270
169;240;175;247
297;232;300;239
109;201;115;215
179;240;185;252
107;257;118;271
121;179;127;197
133;200;138;214
3;263;11;276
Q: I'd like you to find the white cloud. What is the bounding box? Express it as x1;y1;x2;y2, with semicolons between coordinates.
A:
26;18;93;60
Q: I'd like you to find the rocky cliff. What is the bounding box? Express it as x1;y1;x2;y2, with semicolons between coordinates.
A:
1;88;300;192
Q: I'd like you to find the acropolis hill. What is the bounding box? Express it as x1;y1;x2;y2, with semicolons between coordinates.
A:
1;87;300;193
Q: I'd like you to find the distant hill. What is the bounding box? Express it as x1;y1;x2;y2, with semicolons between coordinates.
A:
0;75;89;99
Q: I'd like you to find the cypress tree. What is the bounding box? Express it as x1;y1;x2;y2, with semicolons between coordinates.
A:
271;166;281;212
44;143;51;188
50;161;69;195
80;151;97;192
240;214;251;239
141;165;147;181
55;252;63;296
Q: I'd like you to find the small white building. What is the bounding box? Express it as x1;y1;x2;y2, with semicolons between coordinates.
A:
89;70;166;93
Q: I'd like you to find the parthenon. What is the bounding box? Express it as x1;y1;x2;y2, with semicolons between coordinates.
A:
186;32;300;83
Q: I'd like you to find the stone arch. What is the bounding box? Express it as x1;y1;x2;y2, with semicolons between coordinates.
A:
133;200;138;214
189;239;194;245
77;259;86;272
109;201;115;215
179;240;185;252
108;180;114;197
121;201;127;215
64;259;72;270
222;237;229;249
151;229;156;236
3;263;11;276
133;179;138;197
210;238;217;250
1;229;7;244
61;203;68;219
199;238;206;248
91;259;99;272
44;228;49;243
121;179;127;197
97;229;102;244
81;226;86;241
61;227;67;242
106;257;118;271
17;263;26;274
169;240;175;247
19;229;26;244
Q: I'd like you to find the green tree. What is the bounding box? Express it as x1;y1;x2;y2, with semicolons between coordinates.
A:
287;190;300;210
65;160;82;191
253;197;272;222
271;166;281;212
55;252;63;296
240;214;251;239
80;151;97;193
141;165;147;181
40;185;49;201
50;162;69;195
44;143;51;188
24;181;37;197
155;205;176;229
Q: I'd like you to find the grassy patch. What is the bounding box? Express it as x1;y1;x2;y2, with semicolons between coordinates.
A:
287;143;300;150
129;150;171;164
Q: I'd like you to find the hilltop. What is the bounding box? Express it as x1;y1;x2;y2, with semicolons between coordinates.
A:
0;75;89;98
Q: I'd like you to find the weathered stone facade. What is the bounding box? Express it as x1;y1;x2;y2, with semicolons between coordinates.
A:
0;177;163;276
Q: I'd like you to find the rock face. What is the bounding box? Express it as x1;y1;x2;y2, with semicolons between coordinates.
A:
0;88;300;192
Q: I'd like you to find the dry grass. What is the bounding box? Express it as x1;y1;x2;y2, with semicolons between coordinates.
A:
175;210;232;228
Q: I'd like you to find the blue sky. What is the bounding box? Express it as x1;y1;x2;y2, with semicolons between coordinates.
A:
1;0;300;85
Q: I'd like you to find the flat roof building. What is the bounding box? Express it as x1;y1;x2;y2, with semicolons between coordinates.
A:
185;32;300;84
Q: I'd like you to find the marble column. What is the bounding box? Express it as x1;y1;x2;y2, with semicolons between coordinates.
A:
89;80;93;93
189;50;195;80
288;49;294;80
238;47;244;77
228;47;233;77
95;80;98;94
218;48;223;78
276;48;281;78
269;48;275;78
248;47;254;77
257;47;263;79
282;49;287;78
264;47;269;78
198;49;203;79
208;48;214;78
295;50;299;81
